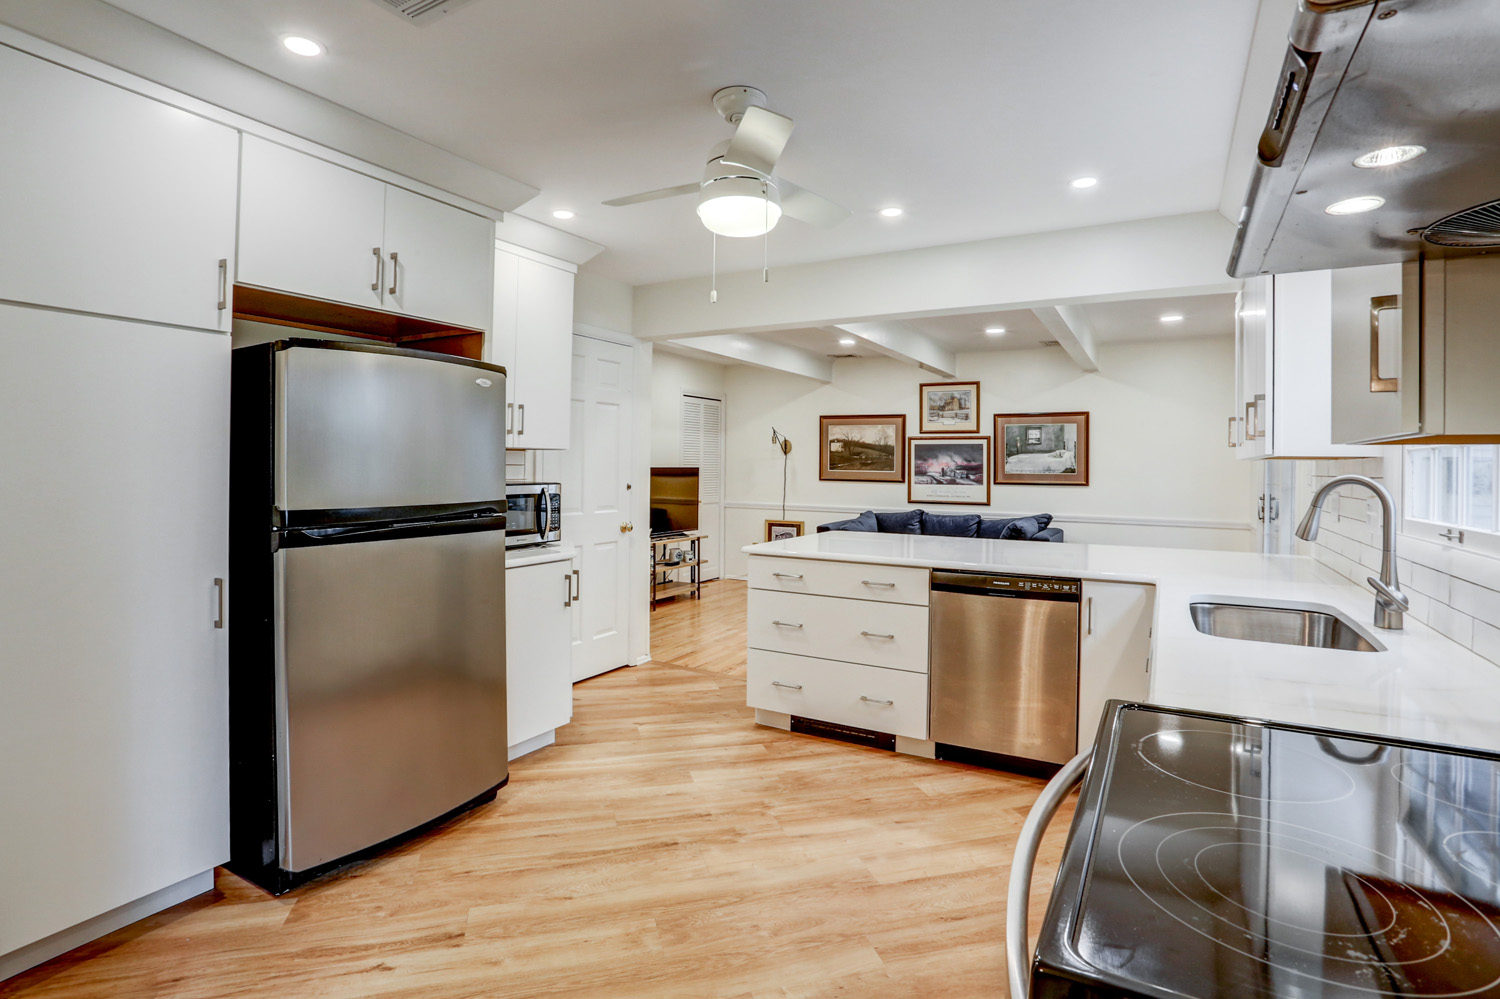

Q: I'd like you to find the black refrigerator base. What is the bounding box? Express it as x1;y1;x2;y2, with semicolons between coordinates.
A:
225;778;507;896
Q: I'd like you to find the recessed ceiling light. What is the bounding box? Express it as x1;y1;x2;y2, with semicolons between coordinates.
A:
282;35;324;57
552;209;575;220
879;207;903;217
1354;145;1426;168
1070;177;1099;189
984;326;1007;336
1160;314;1185;324
838;337;856;346
1325;195;1385;215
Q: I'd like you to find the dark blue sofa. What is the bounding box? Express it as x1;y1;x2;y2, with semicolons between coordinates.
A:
816;509;1063;542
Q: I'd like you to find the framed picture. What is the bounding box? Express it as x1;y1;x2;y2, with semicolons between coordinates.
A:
908;436;992;505
765;519;804;542
919;381;981;433
994;412;1089;486
819;414;906;482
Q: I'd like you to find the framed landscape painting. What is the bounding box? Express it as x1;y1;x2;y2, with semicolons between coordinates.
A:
994;412;1089;486
919;381;980;433
908;435;991;505
820;414;906;482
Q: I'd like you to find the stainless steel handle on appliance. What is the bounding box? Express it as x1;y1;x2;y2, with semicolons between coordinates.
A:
1227;416;1238;447
772;572;804;580
213;577;225;629
771;620;803;629
537;496;550;537
371;247;383;292
859;696;894;705
1369;295;1399;393
771;681;803;690
862;580;896;588
216;259;228;312
518;403;526;436
563;572;571;608
1006;749;1092;999
572;568;580;602
388;251;399;296
860;631;895;640
1085;597;1093;636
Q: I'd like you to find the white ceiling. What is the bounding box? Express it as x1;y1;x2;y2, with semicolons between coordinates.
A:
99;0;1261;287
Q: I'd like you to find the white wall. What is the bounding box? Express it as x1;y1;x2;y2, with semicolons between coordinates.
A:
649;351;728;466
717;336;1256;577
574;271;634;335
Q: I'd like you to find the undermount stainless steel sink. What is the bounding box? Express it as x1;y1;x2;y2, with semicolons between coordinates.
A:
1189;601;1382;653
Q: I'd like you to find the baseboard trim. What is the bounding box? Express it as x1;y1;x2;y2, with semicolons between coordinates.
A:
507;730;556;761
1;869;215;982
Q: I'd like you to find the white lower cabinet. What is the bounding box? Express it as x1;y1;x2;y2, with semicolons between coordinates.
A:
1078;581;1155;749
0;304;229;969
747;590;929;672
504;557;574;758
748;651;929;741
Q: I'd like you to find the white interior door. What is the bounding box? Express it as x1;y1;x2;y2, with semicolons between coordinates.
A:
538;336;635;681
681;395;723;581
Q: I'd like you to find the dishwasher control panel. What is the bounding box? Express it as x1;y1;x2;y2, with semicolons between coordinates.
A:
931;570;1080;597
983;576;1078;595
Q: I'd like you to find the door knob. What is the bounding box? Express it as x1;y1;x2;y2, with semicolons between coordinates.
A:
621;522;634;533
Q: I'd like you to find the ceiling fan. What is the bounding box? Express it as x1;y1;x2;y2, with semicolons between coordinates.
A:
603;86;851;238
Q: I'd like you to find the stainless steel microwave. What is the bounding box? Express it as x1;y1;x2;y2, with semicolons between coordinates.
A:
505;482;561;548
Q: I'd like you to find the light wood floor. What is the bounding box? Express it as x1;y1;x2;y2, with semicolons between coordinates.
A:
2;593;1073;999
650;578;749;677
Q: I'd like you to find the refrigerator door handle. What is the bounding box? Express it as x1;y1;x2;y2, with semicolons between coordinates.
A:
288;510;505;543
214;577;225;629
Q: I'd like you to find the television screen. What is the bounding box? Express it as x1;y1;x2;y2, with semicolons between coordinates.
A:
649;467;699;534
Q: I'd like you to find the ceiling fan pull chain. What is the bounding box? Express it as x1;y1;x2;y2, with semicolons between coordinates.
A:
763;181;770;283
710;232;718;304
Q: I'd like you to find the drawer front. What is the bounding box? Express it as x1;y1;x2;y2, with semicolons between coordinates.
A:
748;650;928;740
748;590;929;673
748;556;928;606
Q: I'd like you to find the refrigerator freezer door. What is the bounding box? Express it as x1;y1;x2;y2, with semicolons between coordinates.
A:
276;345;507;512
275;528;507;872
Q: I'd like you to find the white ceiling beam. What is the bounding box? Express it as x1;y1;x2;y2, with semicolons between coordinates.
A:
827;321;956;377
664;335;832;382
1032;305;1101;372
633;212;1240;341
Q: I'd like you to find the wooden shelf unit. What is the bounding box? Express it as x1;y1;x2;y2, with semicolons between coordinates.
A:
651;532;705;609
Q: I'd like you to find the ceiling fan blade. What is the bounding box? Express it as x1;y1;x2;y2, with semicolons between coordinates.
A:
779;181;851;228
721;106;795;176
602;182;700;207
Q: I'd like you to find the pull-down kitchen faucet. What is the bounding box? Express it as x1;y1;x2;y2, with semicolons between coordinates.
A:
1294;474;1408;630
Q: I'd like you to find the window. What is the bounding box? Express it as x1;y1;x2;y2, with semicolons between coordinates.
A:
1405;444;1499;551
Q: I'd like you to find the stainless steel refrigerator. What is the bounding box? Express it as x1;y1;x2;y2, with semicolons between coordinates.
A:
228;339;508;894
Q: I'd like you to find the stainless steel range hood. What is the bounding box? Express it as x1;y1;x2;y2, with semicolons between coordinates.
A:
1228;0;1500;278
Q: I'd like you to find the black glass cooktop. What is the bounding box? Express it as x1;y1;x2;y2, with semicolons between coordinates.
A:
1033;704;1500;999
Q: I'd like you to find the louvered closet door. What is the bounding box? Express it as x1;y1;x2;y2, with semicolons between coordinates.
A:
681;395;723;581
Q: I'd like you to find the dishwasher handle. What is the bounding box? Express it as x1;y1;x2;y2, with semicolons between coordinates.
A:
1006;749;1092;999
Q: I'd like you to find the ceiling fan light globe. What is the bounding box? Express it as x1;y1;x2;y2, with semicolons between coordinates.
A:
696;176;781;237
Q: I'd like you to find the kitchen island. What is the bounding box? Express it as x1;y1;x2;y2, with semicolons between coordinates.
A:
743;531;1500;755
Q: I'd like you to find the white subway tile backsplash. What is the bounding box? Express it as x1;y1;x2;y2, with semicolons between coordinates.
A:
1409;563;1452;604
1426;601;1476;649
1406;590;1432;623
1449;578;1500;621
1474;621;1500;665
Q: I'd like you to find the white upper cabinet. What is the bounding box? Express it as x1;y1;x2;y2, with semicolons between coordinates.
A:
1232;271;1379;459
382;185;495;332
489;242;576;449
238;136;494;331
238;136;386;312
0;44;237;331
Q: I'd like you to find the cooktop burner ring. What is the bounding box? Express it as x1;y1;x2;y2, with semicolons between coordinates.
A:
1116;811;1500;996
1136;728;1359;804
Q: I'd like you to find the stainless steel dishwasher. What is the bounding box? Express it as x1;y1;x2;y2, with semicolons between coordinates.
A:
929;570;1080;766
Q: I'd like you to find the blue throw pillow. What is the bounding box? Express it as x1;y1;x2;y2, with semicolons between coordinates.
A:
923;512;980;537
874;510;924;534
1001;516;1043;540
976;517;1016;539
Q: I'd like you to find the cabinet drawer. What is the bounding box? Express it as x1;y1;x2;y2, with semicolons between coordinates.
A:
748;651;928;740
748;556;928;605
748;590;928;673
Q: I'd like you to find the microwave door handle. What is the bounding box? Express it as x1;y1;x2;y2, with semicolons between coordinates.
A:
1005;749;1091;999
539;495;551;536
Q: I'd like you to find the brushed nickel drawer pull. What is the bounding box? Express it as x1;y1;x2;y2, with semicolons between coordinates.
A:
859;696;894;706
371;247;382;291
862;580;896;587
771;620;803;628
772;572;804;579
860;631;895;640
771;681;803;690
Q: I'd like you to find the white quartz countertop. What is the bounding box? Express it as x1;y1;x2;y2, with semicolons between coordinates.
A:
744;532;1500;752
505;544;572;569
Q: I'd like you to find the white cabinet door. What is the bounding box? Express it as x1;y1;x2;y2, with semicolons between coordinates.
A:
0;45;237;331
1077;582;1154;751
1331;262;1419;443
504;560;574;755
237;135;386;311
511;257;575;450
0;304;228;957
383;186;495;331
488;249;521;443
1233;276;1270;457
